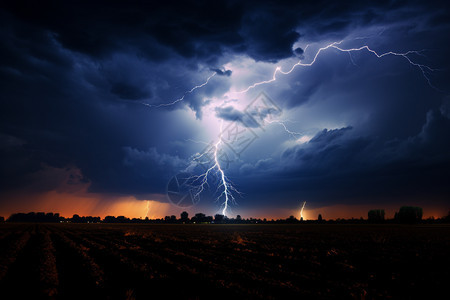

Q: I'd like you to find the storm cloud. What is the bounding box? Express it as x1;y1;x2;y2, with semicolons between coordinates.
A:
1;0;449;217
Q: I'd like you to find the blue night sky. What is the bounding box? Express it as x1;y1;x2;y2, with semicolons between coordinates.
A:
1;0;449;219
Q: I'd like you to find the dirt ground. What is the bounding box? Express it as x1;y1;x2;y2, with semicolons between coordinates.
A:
0;223;449;299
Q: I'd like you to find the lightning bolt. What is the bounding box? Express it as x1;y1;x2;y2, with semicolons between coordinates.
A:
142;72;216;108
330;44;439;90
144;200;150;219
299;201;306;220
267;119;304;139
227;39;441;151
232;41;440;94
185;121;240;216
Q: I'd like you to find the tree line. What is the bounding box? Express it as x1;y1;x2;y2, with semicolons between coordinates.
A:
2;207;449;224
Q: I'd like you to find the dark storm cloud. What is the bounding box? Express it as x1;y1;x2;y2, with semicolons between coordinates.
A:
4;0;431;64
1;0;450;214
121;147;187;191
215;104;281;128
210;68;232;77
294;47;304;58
1;0;302;63
239;7;301;62
237;104;450;208
215;106;260;128
0;14;182;195
110;82;150;101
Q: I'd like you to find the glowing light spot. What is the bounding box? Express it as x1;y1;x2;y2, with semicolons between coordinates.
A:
299;201;307;220
297;135;312;144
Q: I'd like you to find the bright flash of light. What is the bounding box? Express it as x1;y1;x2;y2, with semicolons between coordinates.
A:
299;201;306;220
144;200;150;219
297;135;312;144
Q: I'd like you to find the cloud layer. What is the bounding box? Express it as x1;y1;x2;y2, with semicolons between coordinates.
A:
1;0;449;216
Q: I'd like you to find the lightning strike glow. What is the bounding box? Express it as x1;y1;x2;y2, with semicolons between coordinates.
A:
142;72;216;108
299;201;306;220
144;200;150;219
186;121;240;216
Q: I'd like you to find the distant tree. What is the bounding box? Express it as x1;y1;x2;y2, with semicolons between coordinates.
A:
180;211;189;221
195;213;205;219
7;213;26;222
103;216;116;223
7;212;61;222
72;214;81;223
117;216;129;223
287;215;297;223
0;216;4;222
396;206;423;224
318;214;323;222
236;215;242;221
191;213;208;223
368;209;385;223
214;214;225;223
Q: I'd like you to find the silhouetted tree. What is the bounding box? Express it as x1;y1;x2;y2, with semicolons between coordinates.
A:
180;211;189;222
287;215;297;223
214;214;225;223
318;214;323;222
0;216;4;222
191;213;211;223
72;214;81;223
236;215;242;221
104;216;116;223
7;212;61;222
396;206;423;224
368;209;385;223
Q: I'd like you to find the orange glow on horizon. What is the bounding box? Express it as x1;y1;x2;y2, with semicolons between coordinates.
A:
0;189;176;219
0;165;182;219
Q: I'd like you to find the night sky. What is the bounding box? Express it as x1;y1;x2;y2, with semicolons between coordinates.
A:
1;0;449;219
